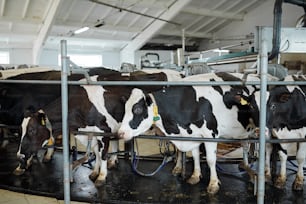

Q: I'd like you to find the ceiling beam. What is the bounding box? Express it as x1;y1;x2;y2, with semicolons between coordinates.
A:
81;3;96;23
148;38;196;46
0;0;5;17
159;30;213;39
183;7;244;20
32;0;61;65
22;0;30;19
120;0;192;63
205;0;258;33
91;0;245;20
0;16;42;25
93;0;172;10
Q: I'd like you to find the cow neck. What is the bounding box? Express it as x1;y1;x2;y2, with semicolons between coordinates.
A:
148;93;160;124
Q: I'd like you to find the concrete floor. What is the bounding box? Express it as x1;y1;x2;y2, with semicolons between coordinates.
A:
0;139;305;204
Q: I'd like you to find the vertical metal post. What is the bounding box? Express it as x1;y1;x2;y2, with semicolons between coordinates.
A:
61;40;71;204
182;28;185;53
181;28;185;68
257;27;268;204
181;152;186;180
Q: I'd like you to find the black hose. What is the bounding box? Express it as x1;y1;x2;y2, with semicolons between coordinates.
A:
284;0;306;27
269;0;283;61
284;0;306;7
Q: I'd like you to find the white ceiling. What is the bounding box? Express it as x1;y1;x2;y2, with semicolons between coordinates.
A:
0;0;266;54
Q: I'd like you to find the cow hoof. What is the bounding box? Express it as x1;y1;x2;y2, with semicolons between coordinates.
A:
13;168;25;176
292;178;304;191
89;172;99;181
107;159;118;169
207;183;220;195
274;176;286;189
187;174;201;185
172;166;182;176
265;174;272;184
42;157;52;163
95;179;105;187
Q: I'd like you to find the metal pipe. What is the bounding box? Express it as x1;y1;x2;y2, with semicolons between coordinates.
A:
77;131;306;143
1;79;306;86
206;54;258;66
60;40;70;204
181;152;186;179
257;27;269;204
89;0;180;26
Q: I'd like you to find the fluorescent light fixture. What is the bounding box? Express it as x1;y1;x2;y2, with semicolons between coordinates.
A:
213;49;229;53
74;26;89;34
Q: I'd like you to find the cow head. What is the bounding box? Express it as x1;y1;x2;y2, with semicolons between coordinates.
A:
266;85;305;130
13;110;53;175
223;86;260;129
118;88;154;140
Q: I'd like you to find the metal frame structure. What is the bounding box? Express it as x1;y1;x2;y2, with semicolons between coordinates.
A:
58;28;306;203
1;32;306;203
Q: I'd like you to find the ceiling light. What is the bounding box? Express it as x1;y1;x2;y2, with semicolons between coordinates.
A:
94;19;105;28
74;26;89;34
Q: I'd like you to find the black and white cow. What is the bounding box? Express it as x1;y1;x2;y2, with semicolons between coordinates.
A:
266;74;306;191
0;67;120;127
0;68;121;174
16;69;183;186
117;72;266;195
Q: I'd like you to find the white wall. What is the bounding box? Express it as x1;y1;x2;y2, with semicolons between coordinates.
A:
40;49;59;68
4;48;121;70
9;48;32;66
101;51;120;70
200;1;304;50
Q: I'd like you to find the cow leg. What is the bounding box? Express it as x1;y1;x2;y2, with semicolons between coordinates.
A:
172;150;183;176
292;142;306;191
13;164;26;176
13;154;34;176
43;147;54;162
265;143;273;183
43;136;55;162
94;137;109;187
107;140;119;169
186;147;202;185
205;142;220;195
274;149;287;189
43;118;54;163
89;137;101;182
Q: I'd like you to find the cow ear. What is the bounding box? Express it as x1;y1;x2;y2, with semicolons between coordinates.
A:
37;112;46;126
145;94;152;106
24;109;34;118
279;93;291;102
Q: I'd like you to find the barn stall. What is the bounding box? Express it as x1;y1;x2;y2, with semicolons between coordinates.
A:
1;0;306;204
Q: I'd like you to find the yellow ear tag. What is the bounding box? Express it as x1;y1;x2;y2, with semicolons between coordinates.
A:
153;105;160;122
41;119;46;126
47;137;54;146
240;98;248;105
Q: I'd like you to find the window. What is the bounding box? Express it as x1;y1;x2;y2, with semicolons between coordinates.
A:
58;54;102;67
0;51;9;64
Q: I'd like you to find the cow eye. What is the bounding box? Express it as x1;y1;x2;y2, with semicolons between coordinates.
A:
270;104;276;112
133;106;143;115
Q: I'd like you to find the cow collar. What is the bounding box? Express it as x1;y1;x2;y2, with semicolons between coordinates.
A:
148;93;160;124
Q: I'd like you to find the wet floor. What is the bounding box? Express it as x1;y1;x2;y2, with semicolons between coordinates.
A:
0;141;305;204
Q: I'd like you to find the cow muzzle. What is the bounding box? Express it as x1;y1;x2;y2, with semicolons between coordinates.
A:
13;154;28;176
16;152;25;161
